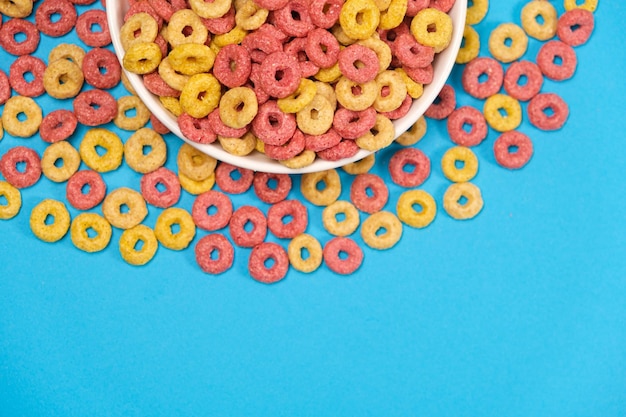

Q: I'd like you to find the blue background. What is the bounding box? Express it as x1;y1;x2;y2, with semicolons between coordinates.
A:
1;1;626;416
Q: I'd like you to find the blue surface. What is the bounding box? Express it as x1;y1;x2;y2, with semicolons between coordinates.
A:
1;1;626;416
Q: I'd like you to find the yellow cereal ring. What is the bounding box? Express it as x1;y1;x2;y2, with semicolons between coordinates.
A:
332;25;358;46
120;12;158;51
123;42;163;75
335;76;378;111
159;96;183;117
180;73;222;119
48;43;86;68
0;0;32;18
189;0;232;19
179;170;216;195
219;87;258;129
235;0;269;30
484;94;522;132
314;62;343;83
279;150;317;169
158;57;189;92
441;146;479;183
521;1;558;41
70;213;112;252
456;25;480;64
168;43;216;75
0;181;22;220
379;0;407;30
154;207;196;250
361;211;402;250
300;169;341;206
373;0;390;11
357;37;392;73
119;224;159;266
212;26;248;47
124;128;167;174
287;233;323;273
102;187;148;230
218;132;257;156
167;9;209;46
488;23;528;63
396;116;427;146
322;200;360;236
114;95;151;131
355;114;395;151
396;189;436;228
395;68;423;99
373;70;407;113
177;143;217;181
79;128;124;173
30;199;71;243
43;59;85;99
443;182;483;220
41;141;80;183
278;78;317;114
313;81;337;111
564;0;597;12
1;96;42;138
411;8;453;53
466;0;489;25
342;153;376;175
339;0;380;40
296;95;334;135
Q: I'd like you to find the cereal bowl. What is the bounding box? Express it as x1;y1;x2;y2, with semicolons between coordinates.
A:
107;1;466;174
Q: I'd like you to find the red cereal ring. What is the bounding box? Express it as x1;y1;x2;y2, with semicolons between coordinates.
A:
388;147;431;188
248;64;271;105
124;1;163;29
267;199;308;239
317;139;359;161
208;109;248;138
424;84;456;120
332;107;377;140
406;0;429;16
229;205;267;248
403;64;434;85
82;48;121;90
430;0;455;13
462;57;504;100
35;0;77;37
249;242;289;284
337;44;380;84
148;0;187;21
150;114;170;135
66;170;107;210
140;167;181;208
9;55;46;98
493;130;533;170
537;40;577;81
273;0;314;37
259;52;301;99
192;190;233;231
215;162;254;194
306;28;341;69
446;106;488;147
242;30;283;64
251;100;297;146
76;10;111;47
503;60;543;102
309;0;342;28
557;9;594;47
177;113;217;144
195;234;235;275
143;72;181;97
264;129;306;161
350;173;389;214
201;7;236;35
323;236;363;275
73;89;117;126
252;172;292;204
0;146;41;189
527;92;569;131
304;128;342;152
393;33;435;69
39;109;78;143
0;19;40;56
284;38;320;78
378;22;411;47
213;44;252;88
254;0;288;10
382;94;412;120
0;70;11;105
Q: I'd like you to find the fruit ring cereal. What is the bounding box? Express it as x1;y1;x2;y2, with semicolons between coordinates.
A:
70;212;112;252
0;181;22;220
154;207;196;250
322;200;360;236
39;109;78;143
446;106;487;147
43;58;84;99
179;170;216;195
9;55;46;97
248;242;289;284
306;28;341;69
218;132;258;156
195;233;235;274
527;92;569;131
192;190;233;231
177;143;217;181
82;47;121;90
411;7;452;53
373;70;407;113
180;74;222;119
304;129;342;153
488;23;528;63
350;173;389;214
323;236;363;275
119;224;159;266
215;162;254;194
123;42;163;75
141;167;181;208
0;18;40;56
0;70;10;105
393;33;434;69
264;129;306;161
252;100;297;146
564;0;597;13
169;43;216;76
465;0;488;25
503;60;544;102
102;187;148;230
335;76;378;111
396;189;437;228
342;153;376;175
35;0;77;37
79;128;124;173
0;0;33;17
443;182;484;220
0;146;41;189
259;52;301;99
277;79;318;114
229;205;267;247
337;44;379;84
333;107;377;140
456;25;480;64
119;12;158;51
493;130;533;170
114;95;151;131
388;147;430;188
537;40;577;81
178;113;217;144
355;114;395;151
521;0;557;41
48;43;86;68
66;170;107;210
41;141;80;183
441;146;479;183
300;169;341;206
252;172;292;204
461;57;504;100
267;199;308;239
557;9;594;47
30;199;71;243
1;95;42;137
361;210;402;250
219;87;258;129
75;9;111;47
424;84;455;120
318;138;359;161
73;89;118;126
123;127;167;174
308;0;342;28
396;116;427;146
287;233;323;273
483;94;522;132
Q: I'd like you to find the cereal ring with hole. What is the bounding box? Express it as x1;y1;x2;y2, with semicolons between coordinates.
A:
483;94;522;132
350;173;388;214
396;189;436;228
242;30;282;64
424;84;455;120
66;170;107;210
493;130;533;170
180;74;222;119
0;181;22;219
252;172;291;204
79;128;124;173
306;28;341;69
441;146;479;183
461;57;504;99
195;233;235;274
9;55;46;97
218;132;257;156
274;0;314;37
43;59;84;99
70;213;112;252
557;9;594;47
335;77;378;111
235;0;268;31
179;170;215;195
123;42;162;75
0;0;32;17
157;57;189;92
323;236;363;275
169;43;216;76
140;167;181;208
177;143;217;181
527;92;569;131
446;106;487;147
167;9;210;45
411;7;452;52
288;233;323;273
219;87;258;129
0;18;40;56
249;242;289;284
215;162;254;194
332;107;377;140
503;60;543;102
379;0;407;30
304;129;342;153
30;199;71;243
73;89;117;126
264;129;306;161
39;110;78;143
267;199;308;239
213;44;252;88
208;108;248;139
229;205;267;247
277;78;318;114
114;95;151;131
0;146;41;189
466;0;488;25
342;153;375;175
189;0;231;19
41;141;80;183
119;224;158;266
102;187;148;230
443;182;483;220
123;127;167;174
252;100;297;146
388;147;430;188
309;0;342;28
178;113;217;145
456;25;480;64
300;169;341;206
361;211;402;250
317;139;359;162
192;190;233;231
1;95;42;138
564;0;597;13
339;0;380;40
537;40;577;81
48;43;86;67
154;207;196;250
296;95;334;136
488;23;528;63
355;114;395;151
82;48;121;90
143;72;180;98
259;52;301;99
521;0;557;41
396;116;427;146
322;200;360;236
76;10;111;47
373;70;407;113
393;33;434;69
120;12;158;51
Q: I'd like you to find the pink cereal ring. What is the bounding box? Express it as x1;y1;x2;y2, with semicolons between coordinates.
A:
148;0;187;21
143;72;181;97
73;89;117;126
252;100;297;146
82;48;121;90
273;0;314;37
378;22;411;47
493;130;533;170
503;60;543;102
0;19;40;56
150;114;170;135
253;172;292;204
429;0;454;13
254;0;289;10
242;31;283;64
406;0;430;16
424;84;456;120
192;190;233;231
317;139;359;161
557;9;594;47
350;173;389;214
309;0;343;29
213;44;252;88
388;147;431;188
0;70;11;105
35;0;77;37
76;10;111;48
140;167;181;208
248;64;271;105
229;205;267;248
267;199;308;239
177;113;217;144
338;44;380;84
333;107;377;140
305;128;342;152
249;242;289;284
264;129;306;161
195;234;235;274
9;55;46;98
0;146;41;189
446;106;488;147
215;162;254;194
39;110;78;143
527;92;569;131
306;28;341;69
403;64;434;85
537;40;577;81
208;109;248;138
382;94;412;120
66;170;107;210
202;7;236;34
259;52;301;99
323;236;363;275
462;57;504;99
284;38;320;79
124;1;163;29
393;33;435;69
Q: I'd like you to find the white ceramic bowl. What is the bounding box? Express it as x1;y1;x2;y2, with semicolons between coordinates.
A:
107;2;466;174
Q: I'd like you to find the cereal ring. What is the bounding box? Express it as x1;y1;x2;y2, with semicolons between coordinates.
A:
382;93;412;120
76;10;111;47
0;146;41;189
124;127;167;174
0;0;32;17
219;87;258;129
484;94;522;132
503;60;544;102
39;110;78;143
202;6;236;34
119;12;158;51
48;43;86;68
0;18;40;56
313;61;343;83
179;73;222;119
403;64;433;85
528;92;569;131
140;167;181;208
252;100;297;146
396;189;436;228
41;141;80;183
340;0;380;40
235;0;268;30
337;44;379;84
169;43;216;76
177;143;217;181
488;23;528;63
323;236;363;275
300;169;341;206
9;55;46;97
350;174;388;214
277;78;317;114
208;108;248;138
332;107;377;140
264;129;306;161
73;89;117;126
154;207;196;250
411;7;452;53
279;149;317;169
160;96;184;117
30;199;71;243
465;0;488;25
393;33;434;69
242;30;282;64
446;106;487;147
287;233;323;273
119;224;159;266
218;132;257;156
195;234;235;274
441;146;479;183
521;0;557;41
213;44;252;88
192;190;233;231
212;26;248;48
179;170;216;195
259;52;301;99
249;242;289;284
215;162;254;194
150;114;170;135
537;40;577;81
304;129;342;152
274;0;314;37
379;0;407;29
396;116;427;146
317;139;360;161
82;48;121;90
123;42;162;75
102;187;148;230
229;205;267;247
178;113;217;144
70;213;112;252
493;130;533;169
335;76;378;111
0;181;21;220
557;9;594;47
189;0;231;19
1;95;42;138
342;153;375;175
309;0;342;28
564;0;597;13
306;27;341;69
322;200;360;236
388;147;430;188
424;84;456;120
443;182;484;220
66;170;107;210
456;25;480;64
296;95;334;136
373;70;407;113
79;128;123;173
114;95;151;131
43;58;84;99
267;199;308;239
361;211;402;250
355;114;395;151
0;70;10;105
251;172;290;204
461;57;504;100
